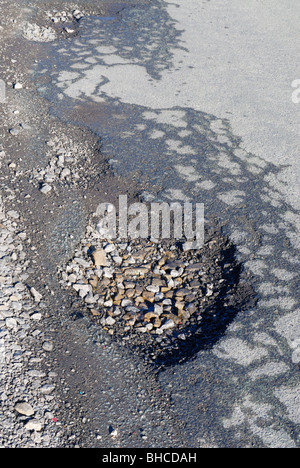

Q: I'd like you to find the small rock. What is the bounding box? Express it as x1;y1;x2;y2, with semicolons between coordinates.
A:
106;316;116;326
125;306;140;314
112;255;123;265
73;284;91;298
154;292;164;301
104;299;113;308
121;298;133;307
146;285;160;293
90;308;101;317
103;268;114;279
85;293;97;304
74;257;90;268
5;317;18;329
7;210;19;219
104;243;116;253
125;289;135;298
113;307;122;316
186;303;197;314
124;267;149;277
136;326;147;333
24;419;43;432
42;341;54;352
161;319;175;330
92;249;107;267
30;287;43;303
9;128;21;136
15;402;35;416
30;312;42;321
60;168;71;179
175;301;185;311
39;384;55;395
64;27;75;34
142;291;155;303
13;82;23;90
40;184;52;194
154;304;163;316
170;270;180;278
144;312;157;322
73;10;83;20
28;370;46;378
175;288;190;297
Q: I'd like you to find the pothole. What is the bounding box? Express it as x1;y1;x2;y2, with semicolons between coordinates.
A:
58;221;255;368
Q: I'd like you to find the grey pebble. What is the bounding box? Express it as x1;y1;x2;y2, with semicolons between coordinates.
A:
39;184;52;194
42;341;54;352
15;402;35;417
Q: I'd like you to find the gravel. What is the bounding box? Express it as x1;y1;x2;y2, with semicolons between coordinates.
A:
0;194;61;447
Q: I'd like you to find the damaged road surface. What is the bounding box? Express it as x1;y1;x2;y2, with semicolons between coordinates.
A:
0;0;299;448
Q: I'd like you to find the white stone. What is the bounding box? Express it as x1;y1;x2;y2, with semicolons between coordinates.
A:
24;419;43;432
74;257;90;268
42;341;54;352
30;312;42;321
121;299;133;307
73;10;83;20
39;384;55;395
106;316;116;326
154;304;163;315
103;268;114;279
292;348;300;364
15;402;35;416
5;317;18;329
112;256;123;265
170;270;180;278
7;210;19;219
73;284;91;297
40;184;52;194
146;285;160;293
30;287;43;302
104;243;116;253
161;319;175;330
104;299;113;308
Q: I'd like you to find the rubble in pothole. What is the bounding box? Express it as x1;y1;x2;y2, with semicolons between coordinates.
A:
23;22;57;43
59;221;253;366
22;9;85;43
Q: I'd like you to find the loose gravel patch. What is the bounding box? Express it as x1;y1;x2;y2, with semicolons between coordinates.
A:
59;218;255;367
0;193;61;447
